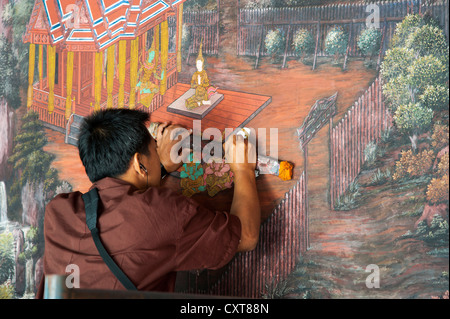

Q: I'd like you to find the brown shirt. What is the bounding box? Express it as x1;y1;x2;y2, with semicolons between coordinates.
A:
36;177;241;298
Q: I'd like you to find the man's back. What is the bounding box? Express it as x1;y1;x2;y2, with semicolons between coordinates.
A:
36;177;241;297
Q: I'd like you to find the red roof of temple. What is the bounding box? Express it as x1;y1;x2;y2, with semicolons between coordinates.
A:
23;0;184;51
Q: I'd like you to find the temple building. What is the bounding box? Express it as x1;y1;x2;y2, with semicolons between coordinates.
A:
23;0;185;142
23;0;272;147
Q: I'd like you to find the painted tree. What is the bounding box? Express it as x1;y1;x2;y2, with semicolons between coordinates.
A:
7;111;62;222
265;29;286;59
0;233;14;286
380;47;414;83
390;14;426;48
407;55;448;101
324;26;348;64
393;102;434;151
406;24;448;64
357;27;382;59
0;36;21;109
292;28;314;61
419;85;449;111
381;13;448;150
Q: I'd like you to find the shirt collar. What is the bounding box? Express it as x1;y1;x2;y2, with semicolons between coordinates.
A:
90;177;137;192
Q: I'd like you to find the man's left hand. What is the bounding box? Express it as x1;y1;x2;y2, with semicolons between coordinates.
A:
156;123;191;173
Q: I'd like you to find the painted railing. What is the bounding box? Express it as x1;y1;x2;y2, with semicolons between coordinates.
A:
177;171;308;298
330;76;393;208
31;85;66;130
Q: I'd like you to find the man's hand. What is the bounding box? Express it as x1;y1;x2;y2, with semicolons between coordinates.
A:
224;134;260;252
156;123;191;173
224;134;257;174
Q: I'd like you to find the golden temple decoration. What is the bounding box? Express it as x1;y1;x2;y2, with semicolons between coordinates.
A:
106;44;115;109
65;51;74;119
27;43;35;108
160;20;169;95
118;40;126;108
38;44;43;84
177;3;183;73
47;44;56;113
129;37;139;109
94;51;103;111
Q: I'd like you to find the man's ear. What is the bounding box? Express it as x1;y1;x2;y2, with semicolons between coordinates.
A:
132;153;145;177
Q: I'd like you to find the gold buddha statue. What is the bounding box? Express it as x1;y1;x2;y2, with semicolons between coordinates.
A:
185;41;212;110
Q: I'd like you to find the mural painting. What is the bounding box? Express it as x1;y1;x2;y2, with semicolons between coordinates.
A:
0;0;448;299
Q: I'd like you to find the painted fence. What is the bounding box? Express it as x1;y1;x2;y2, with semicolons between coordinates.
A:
237;0;449;58
183;9;219;57
176;171;307;298
329;76;393;208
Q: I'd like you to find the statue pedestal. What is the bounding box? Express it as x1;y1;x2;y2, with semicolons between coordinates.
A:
167;88;223;119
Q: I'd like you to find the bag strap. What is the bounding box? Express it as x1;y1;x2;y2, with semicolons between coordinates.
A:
82;188;137;291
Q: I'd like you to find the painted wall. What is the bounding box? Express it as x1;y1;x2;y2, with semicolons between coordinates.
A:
0;0;448;299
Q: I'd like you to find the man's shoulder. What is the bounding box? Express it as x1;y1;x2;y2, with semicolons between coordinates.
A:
46;191;84;214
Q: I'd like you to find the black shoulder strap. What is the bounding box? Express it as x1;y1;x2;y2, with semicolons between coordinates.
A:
82;188;137;291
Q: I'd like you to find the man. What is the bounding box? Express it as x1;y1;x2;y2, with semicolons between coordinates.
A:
36;109;260;297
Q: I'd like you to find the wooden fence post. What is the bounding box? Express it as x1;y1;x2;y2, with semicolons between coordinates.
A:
312;19;320;70
254;26;264;69
217;0;220;55
236;0;240;55
377;17;388;72
342;21;352;70
282;25;291;69
329;117;334;209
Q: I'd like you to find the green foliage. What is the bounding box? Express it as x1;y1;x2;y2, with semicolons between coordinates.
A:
0;36;21;109
419;85;449;111
357;27;382;57
10;0;35;89
334;181;361;211
0;0;36;108
7;111;52;221
393;103;433;137
380;127;394;145
381;13;448;148
0;233;15;284
382;75;412;113
390;14;426;48
408;55;448;97
26;226;39;245
1;3;13;26
292;28;314;57
0;280;14;299
369;168;392;186
406;24;449;64
265;29;286;56
324;26;348;58
414;215;449;246
262;278;295;299
364;141;385;168
380;48;414;83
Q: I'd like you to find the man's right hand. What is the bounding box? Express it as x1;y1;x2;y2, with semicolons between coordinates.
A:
224;134;257;175
224;134;260;252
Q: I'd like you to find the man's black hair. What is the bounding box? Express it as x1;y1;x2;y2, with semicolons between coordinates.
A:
78;109;151;183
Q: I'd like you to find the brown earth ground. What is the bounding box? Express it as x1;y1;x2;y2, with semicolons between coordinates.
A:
43;52;448;298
